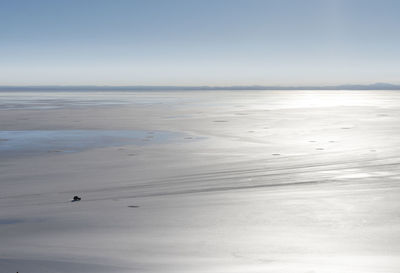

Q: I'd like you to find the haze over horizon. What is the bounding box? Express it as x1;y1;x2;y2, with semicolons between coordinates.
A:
1;82;400;91
1;0;399;86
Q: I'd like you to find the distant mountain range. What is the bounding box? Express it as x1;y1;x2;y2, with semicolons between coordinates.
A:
0;83;399;91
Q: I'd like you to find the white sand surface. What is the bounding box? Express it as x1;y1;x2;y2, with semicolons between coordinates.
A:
1;90;400;272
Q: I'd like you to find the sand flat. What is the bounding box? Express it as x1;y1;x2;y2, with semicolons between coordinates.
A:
1;90;400;272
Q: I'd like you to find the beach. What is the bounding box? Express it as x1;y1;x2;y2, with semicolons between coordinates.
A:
1;90;400;272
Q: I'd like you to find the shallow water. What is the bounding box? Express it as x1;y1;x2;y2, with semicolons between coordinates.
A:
0;130;181;155
0;91;190;110
1;90;400;273
2;90;400;110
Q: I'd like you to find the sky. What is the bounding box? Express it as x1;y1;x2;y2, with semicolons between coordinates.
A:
0;0;399;86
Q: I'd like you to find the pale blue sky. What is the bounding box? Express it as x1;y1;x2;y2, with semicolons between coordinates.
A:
0;0;399;86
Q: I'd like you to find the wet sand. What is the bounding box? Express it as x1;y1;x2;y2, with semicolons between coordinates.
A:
1;90;400;272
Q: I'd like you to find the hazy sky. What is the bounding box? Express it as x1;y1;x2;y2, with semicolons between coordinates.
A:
0;0;399;86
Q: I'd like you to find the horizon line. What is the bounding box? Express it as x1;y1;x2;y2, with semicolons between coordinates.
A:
1;82;400;91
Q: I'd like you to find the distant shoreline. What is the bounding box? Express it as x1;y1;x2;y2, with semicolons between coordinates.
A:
1;83;400;91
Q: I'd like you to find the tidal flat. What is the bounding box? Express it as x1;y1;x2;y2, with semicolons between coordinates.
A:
1;90;400;273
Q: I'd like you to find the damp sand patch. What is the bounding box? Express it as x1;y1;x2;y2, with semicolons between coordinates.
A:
0;130;187;157
0;218;45;225
0;218;24;225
